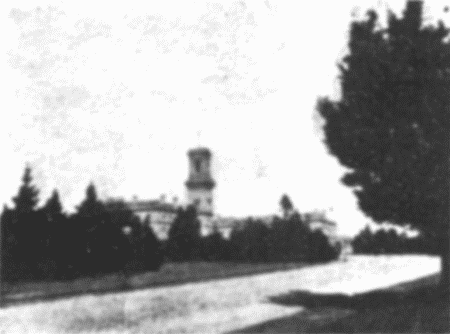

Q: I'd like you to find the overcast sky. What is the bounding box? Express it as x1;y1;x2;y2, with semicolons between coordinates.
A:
2;1;449;236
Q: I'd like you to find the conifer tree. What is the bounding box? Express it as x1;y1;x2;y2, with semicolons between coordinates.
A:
12;166;39;215
280;194;294;219
76;183;105;219
43;189;64;221
318;0;450;288
167;206;201;261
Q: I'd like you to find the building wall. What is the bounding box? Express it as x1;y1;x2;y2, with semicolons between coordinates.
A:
186;188;214;214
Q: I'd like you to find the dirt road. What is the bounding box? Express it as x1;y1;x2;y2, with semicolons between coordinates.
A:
0;255;440;333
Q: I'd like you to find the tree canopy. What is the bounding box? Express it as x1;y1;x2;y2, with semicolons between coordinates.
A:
318;1;450;234
317;0;450;287
280;194;294;219
12;166;39;215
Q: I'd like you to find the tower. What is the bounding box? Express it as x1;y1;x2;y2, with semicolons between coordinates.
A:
185;147;215;214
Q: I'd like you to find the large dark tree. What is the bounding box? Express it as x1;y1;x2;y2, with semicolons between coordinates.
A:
318;1;450;288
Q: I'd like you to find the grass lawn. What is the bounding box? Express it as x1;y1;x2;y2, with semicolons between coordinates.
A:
1;261;308;305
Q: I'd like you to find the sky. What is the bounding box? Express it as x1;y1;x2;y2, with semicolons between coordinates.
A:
1;0;449;236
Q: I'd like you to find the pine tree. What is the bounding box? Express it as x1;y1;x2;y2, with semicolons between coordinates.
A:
73;183;108;276
167;206;201;261
41;189;67;279
140;223;163;270
7;166;45;279
76;183;105;219
318;1;450;288
43;189;64;221
280;194;294;219
12;166;39;215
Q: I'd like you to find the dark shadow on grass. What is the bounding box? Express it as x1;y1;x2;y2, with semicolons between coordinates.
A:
230;274;450;333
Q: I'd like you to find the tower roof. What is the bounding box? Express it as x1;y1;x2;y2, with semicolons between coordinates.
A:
188;147;212;158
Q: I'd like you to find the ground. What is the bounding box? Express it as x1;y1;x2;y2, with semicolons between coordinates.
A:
0;255;444;333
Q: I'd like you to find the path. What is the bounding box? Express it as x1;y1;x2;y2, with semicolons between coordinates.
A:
0;255;440;333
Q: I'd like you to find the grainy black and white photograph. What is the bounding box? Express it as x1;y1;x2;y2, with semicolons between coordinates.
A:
0;0;449;333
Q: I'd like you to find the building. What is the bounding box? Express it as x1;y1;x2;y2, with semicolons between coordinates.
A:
108;147;345;247
117;147;217;240
185;147;215;215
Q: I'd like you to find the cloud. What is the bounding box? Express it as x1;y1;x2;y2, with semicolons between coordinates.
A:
41;85;91;110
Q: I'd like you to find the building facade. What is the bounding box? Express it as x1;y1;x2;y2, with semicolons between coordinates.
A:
185;147;215;214
118;147;217;240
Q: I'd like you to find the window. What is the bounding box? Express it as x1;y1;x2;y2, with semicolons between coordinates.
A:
194;198;201;206
207;198;212;205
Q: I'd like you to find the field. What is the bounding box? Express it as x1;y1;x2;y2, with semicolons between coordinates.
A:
0;255;446;333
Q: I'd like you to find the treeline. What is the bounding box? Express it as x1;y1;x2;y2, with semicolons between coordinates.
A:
166;208;340;264
352;226;440;255
1;167;339;283
1;167;163;282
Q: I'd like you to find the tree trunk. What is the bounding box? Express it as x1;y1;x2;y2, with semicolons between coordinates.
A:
440;233;450;292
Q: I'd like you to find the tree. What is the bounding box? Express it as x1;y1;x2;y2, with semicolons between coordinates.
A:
269;212;309;262
317;1;450;288
229;218;270;263
76;183;105;219
166;205;201;261
73;183;112;276
280;194;294;219
12;166;39;215
306;229;339;263
7;166;44;280
43;189;64;222
352;226;373;254
139;222;163;271
42;189;66;273
201;225;231;262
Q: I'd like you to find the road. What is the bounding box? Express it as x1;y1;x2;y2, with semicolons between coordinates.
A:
0;255;440;333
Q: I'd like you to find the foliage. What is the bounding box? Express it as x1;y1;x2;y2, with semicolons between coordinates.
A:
317;0;450;286
201;225;231;262
280;194;294;219
1;166;339;284
319;0;450;231
306;229;340;263
1;170;164;282
76;183;107;220
123;215;163;272
229;218;270;263
1;167;52;281
228;213;339;263
12;166;39;215
268;212;309;262
166;205;202;261
352;225;440;255
43;189;64;221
